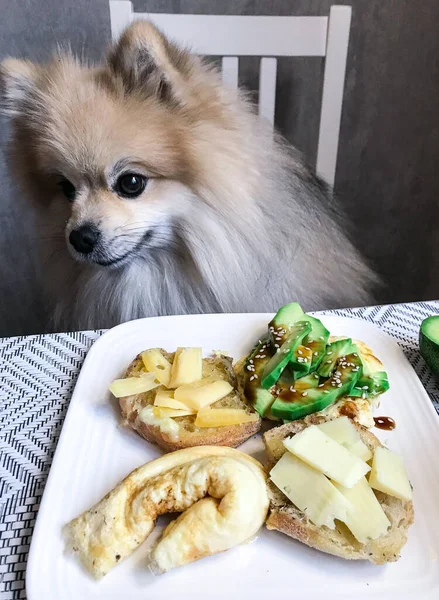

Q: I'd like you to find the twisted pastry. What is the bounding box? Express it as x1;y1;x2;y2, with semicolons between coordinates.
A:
66;446;269;577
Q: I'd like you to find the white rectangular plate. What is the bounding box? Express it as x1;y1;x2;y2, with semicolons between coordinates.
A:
26;314;439;599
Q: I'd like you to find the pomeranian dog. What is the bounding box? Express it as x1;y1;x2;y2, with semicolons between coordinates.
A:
0;22;377;331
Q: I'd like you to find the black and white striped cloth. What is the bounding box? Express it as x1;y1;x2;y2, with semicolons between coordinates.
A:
1;301;439;599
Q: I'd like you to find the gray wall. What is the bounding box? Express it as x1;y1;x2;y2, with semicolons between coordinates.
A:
1;0;439;336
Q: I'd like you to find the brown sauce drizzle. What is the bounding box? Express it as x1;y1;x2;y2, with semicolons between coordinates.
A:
374;416;396;431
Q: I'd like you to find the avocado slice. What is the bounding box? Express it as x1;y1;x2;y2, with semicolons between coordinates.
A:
302;315;330;370
261;320;312;389
317;338;356;378
289;344;313;376
271;351;363;421
243;335;276;417
420;315;439;375
269;302;305;346
349;371;389;398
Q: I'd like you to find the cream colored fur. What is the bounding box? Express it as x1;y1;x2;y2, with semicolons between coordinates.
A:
0;22;377;331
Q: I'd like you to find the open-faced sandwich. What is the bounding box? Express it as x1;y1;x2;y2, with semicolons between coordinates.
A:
235;302;390;428
264;416;414;564
109;348;261;451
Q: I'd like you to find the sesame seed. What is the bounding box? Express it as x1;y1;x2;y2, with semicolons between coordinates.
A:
302;392;308;397
326;360;332;364
324;390;330;394
362;385;369;390
284;349;289;354
246;365;252;371
362;392;367;399
304;347;311;351
338;383;343;388
353;353;358;357
250;375;255;381
318;383;324;387
327;351;332;355
275;344;280;348
298;349;303;355
314;373;319;379
319;336;325;340
313;351;318;356
297;357;304;363
249;359;254;363
253;374;258;379
276;348;280;353
260;355;266;358
290;386;296;392
334;371;341;377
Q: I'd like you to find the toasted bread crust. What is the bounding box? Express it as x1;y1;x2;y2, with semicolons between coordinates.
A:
263;419;414;564
119;351;261;452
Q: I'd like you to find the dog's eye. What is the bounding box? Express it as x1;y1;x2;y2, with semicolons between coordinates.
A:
58;178;76;202
116;173;148;199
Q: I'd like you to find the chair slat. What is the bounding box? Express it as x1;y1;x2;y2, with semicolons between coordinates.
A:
221;57;239;89
258;58;277;125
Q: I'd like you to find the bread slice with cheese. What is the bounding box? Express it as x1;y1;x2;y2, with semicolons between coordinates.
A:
263;417;414;564
119;350;261;452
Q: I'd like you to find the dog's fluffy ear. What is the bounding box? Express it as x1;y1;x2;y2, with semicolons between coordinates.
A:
0;58;38;116
107;21;192;102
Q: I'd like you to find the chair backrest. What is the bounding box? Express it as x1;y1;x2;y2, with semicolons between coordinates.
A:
109;1;351;187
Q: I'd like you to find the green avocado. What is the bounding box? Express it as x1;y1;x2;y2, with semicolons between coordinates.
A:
349;371;389;398
317;338;356;378
243;335;276;417
271;351;363;421
420;316;439;375
268;302;305;346
261;321;311;389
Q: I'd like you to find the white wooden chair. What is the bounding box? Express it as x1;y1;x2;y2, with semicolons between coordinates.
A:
109;1;351;187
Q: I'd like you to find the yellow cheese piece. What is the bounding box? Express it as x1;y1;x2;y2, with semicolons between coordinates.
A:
168;347;203;388
109;373;160;398
174;379;233;410
283;425;370;488
333;477;391;543
152;406;196;419
317;417;373;462
195;408;258;428
349;439;373;462
141;349;172;387
270;452;352;529
153;388;192;411
368;447;412;501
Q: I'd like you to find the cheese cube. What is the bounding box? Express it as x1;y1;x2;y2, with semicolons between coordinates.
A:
154;388;191;411
349;439;373;462
333;477;390;543
368;447;412;501
270;452;352;529
152;406;196;418
141;349;172;387
109;373;160;397
195;408;258;428
168;347;202;388
284;425;370;488
318;417;372;462
174;379;233;410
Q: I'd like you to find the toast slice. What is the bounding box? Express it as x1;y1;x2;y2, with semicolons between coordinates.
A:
263;418;414;564
119;350;261;452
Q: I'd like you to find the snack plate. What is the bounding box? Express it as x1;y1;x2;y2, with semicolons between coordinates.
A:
26;314;439;600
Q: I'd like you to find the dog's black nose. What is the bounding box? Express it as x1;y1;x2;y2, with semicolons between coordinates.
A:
69;225;100;254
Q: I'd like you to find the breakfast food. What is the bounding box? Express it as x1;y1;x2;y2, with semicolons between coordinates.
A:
263;416;414;564
237;302;389;428
112;348;261;451
65;446;269;578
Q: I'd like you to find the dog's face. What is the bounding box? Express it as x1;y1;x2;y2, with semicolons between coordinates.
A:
0;22;247;269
